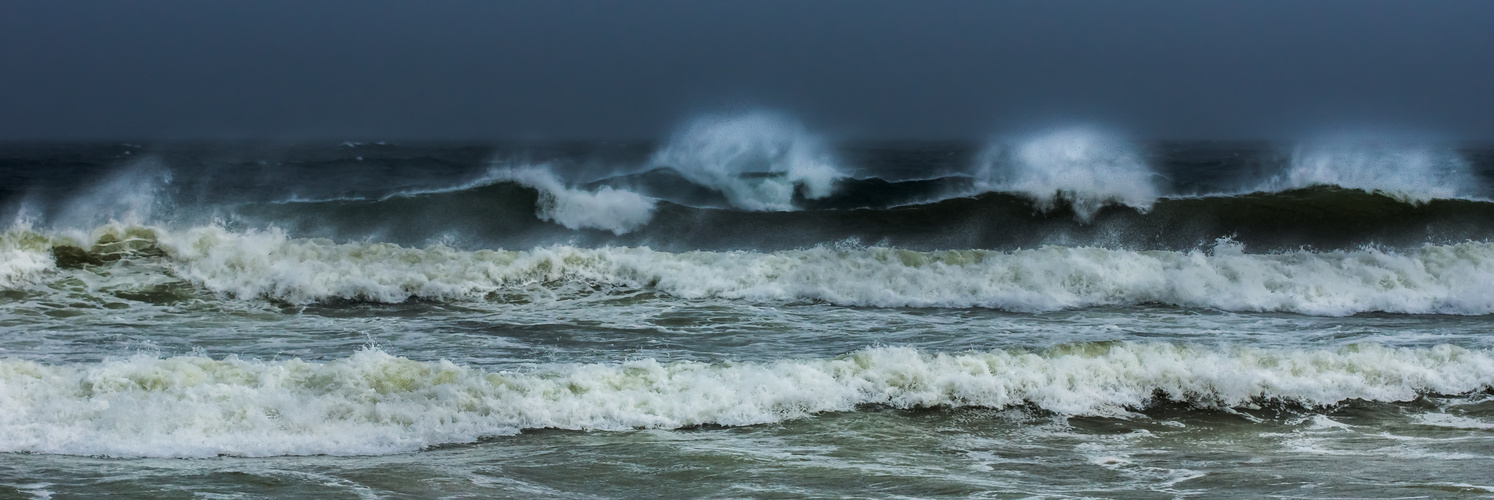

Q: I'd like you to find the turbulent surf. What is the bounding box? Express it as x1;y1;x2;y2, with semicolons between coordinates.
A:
3;125;1494;496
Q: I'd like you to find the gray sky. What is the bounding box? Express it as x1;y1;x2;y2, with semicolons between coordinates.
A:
3;0;1492;141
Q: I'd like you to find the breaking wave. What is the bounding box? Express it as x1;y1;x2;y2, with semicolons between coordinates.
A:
485;167;656;235
1;342;1488;457
9;224;1494;315
0;226;53;288
970;127;1161;220
1258;139;1485;203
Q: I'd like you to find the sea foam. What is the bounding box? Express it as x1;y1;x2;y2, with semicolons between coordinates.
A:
112;226;1490;315
651;111;845;211
11;224;1494;315
0;342;1488;457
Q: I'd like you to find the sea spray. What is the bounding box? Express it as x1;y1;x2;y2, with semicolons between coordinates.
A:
25;158;175;230
650;111;846;211
1259;138;1483;202
972;127;1161;221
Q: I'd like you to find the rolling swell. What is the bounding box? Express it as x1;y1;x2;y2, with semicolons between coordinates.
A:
233;177;1494;252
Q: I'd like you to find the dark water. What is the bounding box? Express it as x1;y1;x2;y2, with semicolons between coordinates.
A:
1;122;1493;497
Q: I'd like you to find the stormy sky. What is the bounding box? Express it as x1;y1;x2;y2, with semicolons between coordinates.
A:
2;0;1491;141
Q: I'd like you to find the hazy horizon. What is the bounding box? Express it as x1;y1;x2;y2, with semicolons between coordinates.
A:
4;0;1493;142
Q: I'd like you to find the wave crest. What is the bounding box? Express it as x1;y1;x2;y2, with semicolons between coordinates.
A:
1260;140;1483;203
973;127;1160;221
489;167;655;234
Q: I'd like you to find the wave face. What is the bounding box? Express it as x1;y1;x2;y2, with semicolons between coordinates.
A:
7;224;1494;316
1260;139;1486;202
649;111;846;211
486;167;656;234
971;128;1161;220
2;342;1488;457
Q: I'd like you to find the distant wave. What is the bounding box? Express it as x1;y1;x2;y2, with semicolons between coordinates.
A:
1;342;1488;457
7;130;1491;253
632;130;1490;217
1256;139;1485;203
227;179;1494;252
10;223;1494;315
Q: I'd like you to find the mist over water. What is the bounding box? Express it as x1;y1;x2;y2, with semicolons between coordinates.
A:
17;158;176;230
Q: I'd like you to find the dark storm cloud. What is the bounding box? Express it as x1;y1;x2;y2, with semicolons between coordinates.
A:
2;0;1492;140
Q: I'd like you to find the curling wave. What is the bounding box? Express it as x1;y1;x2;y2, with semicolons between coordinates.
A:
0;342;1489;457
484;167;656;234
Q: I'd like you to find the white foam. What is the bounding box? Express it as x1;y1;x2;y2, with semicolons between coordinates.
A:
487;167;656;234
972;127;1160;221
1259;140;1483;203
0;342;1488;457
651;111;845;211
0;226;55;288
1414;413;1494;430
122;226;1494;315
10;224;1494;315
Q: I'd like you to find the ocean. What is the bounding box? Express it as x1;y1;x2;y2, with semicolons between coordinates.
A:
1;116;1493;497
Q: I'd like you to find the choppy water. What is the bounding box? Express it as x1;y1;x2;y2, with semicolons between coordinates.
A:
2;118;1493;497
